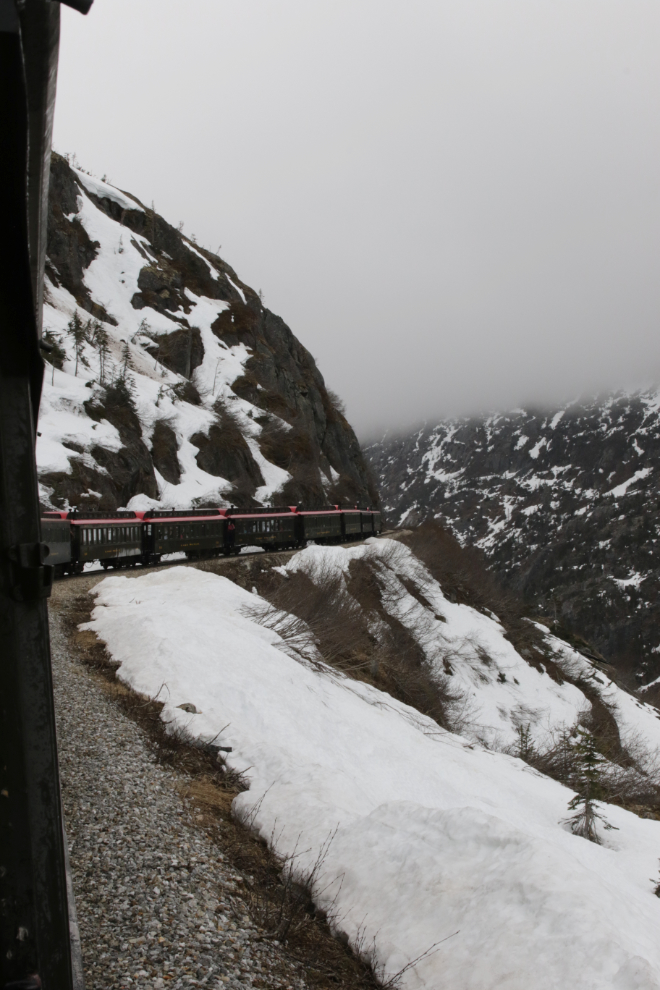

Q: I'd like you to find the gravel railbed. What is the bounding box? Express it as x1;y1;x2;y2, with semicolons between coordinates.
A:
49;601;308;990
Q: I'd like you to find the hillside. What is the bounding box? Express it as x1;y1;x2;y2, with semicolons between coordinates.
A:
365;392;660;694
81;536;660;990
38;154;377;513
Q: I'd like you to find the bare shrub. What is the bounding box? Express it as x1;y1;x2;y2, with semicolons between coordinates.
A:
243;563;373;674
245;829;343;943
243;551;470;735
326;389;346;418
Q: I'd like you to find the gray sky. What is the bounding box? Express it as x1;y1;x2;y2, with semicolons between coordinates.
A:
54;0;660;439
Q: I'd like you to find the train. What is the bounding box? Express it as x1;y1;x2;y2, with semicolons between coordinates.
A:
40;504;383;576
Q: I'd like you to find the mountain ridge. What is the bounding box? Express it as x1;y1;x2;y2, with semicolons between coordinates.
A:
365;389;660;693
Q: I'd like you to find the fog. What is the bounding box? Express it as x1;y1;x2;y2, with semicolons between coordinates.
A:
54;0;660;439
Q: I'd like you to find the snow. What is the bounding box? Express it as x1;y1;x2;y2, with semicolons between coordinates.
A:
85;562;660;990
279;540;637;752
529;437;547;460
225;273;246;304
36;359;123;476
37;168;292;510
607;468;652;498
74;167;145;213
612;573;645;590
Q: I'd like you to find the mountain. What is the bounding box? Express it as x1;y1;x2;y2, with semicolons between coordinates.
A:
365;391;660;694
37;153;377;513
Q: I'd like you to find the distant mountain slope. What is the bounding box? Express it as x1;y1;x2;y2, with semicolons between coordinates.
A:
365;392;660;691
38;153;377;513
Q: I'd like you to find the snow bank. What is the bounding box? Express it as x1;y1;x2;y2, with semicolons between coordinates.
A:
85;564;660;990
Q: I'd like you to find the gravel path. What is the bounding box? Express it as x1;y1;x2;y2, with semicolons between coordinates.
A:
49;598;308;990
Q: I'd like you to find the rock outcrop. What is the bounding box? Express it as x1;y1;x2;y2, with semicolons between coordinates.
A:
38;154;377;513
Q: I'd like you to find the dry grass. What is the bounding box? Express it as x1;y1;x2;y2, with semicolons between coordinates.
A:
242;548;470;735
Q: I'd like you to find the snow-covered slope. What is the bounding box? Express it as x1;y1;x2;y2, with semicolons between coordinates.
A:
39;154;375;512
84;544;660;990
365;392;660;689
278;539;660;755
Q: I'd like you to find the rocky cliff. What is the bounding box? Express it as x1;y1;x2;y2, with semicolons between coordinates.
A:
38;154;377;513
365;392;660;694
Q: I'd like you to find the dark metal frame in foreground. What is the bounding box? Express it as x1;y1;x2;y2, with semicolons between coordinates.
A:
0;2;91;987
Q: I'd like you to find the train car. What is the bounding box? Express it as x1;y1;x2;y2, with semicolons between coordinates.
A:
226;506;299;552
42;502;383;578
297;507;343;544
69;511;143;571
342;509;363;540
41;512;72;575
143;508;226;563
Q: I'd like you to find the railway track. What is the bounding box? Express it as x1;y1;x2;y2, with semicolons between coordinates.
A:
50;533;398;593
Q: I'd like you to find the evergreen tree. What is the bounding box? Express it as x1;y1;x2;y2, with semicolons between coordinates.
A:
88;320;110;383
66;312;89;377
516;723;535;762
120;340;133;378
563;728;618;843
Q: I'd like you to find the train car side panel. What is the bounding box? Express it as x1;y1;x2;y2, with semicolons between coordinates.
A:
343;511;362;538
72;520;143;568
231;514;298;551
40;518;72;570
299;512;342;544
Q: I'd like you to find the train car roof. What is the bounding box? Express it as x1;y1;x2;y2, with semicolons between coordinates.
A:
227;511;297;519
69;517;143;527
149;514;227;524
296;509;343;515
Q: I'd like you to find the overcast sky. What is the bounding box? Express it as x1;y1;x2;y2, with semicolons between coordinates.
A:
54;0;660;439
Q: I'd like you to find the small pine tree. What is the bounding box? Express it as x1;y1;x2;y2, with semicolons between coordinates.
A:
106;367;137;412
66;312;89;377
563;728;618;844
88;320;110;384
42;329;66;370
516;723;535;763
120;341;133;377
